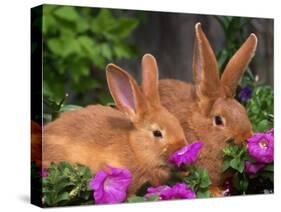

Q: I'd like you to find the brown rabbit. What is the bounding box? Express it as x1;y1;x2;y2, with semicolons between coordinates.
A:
43;55;187;194
157;23;257;192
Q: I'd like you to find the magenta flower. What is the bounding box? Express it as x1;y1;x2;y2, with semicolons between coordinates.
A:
169;141;204;167
247;132;274;163
40;168;48;177
89;165;132;204
267;128;274;136
145;185;171;200
245;161;266;174
145;183;196;200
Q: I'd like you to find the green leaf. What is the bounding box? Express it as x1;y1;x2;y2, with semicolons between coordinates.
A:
127;195;144;203
77;36;95;55
54;6;79;22
256;119;269;132
263;164;274;172
113;43;137;59
108;18;139;39
42;162;94;207
47;39;63;55
146;195;159;201
199;169;212;188
230;157;244;173
100;43;112;60
221;160;230;173
197;190;211;198
55;192;70;204
59;105;83;113
91;9;115;34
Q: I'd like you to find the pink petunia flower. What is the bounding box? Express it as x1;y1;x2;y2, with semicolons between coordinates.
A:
266;128;274;136
145;183;196;200
89;165;132;204
245;161;266;174
40;168;48;177
169;141;204;167
247;132;274;163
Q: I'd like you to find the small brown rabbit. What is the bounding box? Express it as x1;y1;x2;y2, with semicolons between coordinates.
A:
43;55;187;194
158;23;257;192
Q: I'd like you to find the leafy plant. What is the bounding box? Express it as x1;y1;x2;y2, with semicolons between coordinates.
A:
43;94;83;122
221;141;248;174
42;5;140;105
126;195;158;203
42;161;94;207
221;141;273;194
183;165;212;198
215;16;250;74
246;86;274;132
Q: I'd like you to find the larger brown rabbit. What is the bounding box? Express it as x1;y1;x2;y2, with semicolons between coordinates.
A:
43;55;187;194
158;23;257;191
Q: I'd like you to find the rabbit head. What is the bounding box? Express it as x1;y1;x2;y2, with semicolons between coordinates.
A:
191;23;257;145
106;54;187;165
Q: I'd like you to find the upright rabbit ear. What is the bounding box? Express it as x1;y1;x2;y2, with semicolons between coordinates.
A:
106;64;147;121
193;23;221;100
141;54;161;106
221;34;258;97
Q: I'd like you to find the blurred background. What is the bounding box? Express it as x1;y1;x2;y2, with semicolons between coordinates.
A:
38;5;273;129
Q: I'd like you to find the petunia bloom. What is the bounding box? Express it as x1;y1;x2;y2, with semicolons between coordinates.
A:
89;165;132;204
238;86;252;101
267;128;274;136
40;168;48;177
145;183;196;200
144;185;171;200
247;132;274;163
245;161;266;174
169;141;204;167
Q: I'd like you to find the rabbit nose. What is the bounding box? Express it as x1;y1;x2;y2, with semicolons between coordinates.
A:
248;130;254;137
234;130;254;144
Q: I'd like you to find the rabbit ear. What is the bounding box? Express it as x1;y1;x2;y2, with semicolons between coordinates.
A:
193;23;221;100
141;54;161;106
106;64;147;121
221;34;258;97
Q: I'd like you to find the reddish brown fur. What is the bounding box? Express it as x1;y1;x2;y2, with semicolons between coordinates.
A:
158;23;257;189
43;56;187;194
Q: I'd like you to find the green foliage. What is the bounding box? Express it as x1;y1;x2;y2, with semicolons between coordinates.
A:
43;5;139;105
246;86;274;132
221;141;248;173
215;16;250;74
222;141;273;194
183;165;211;198
126;195;145;203
222;141;250;193
43;94;83;122
126;195;158;203
42;161;94;207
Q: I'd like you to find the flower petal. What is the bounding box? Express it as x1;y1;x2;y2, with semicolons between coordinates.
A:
245;161;266;174
90;165;132;204
169;141;204;167
247;132;274;163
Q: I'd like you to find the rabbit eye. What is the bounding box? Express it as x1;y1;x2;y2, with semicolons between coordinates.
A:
153;130;163;138
214;116;224;126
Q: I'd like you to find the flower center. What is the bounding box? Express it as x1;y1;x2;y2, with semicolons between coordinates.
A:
259;139;268;149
